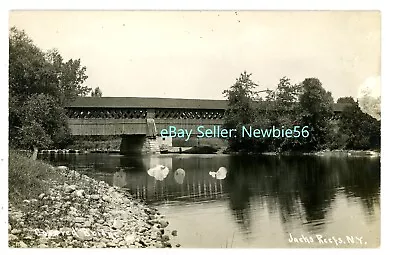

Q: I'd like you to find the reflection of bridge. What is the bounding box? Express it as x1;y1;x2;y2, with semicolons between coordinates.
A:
66;97;348;154
111;156;227;202
132;177;226;203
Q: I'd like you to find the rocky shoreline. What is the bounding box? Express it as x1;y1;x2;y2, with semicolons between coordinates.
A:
8;166;180;248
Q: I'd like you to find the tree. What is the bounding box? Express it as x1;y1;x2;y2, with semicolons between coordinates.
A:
337;99;380;150
254;77;302;152
9;27;89;151
91;86;103;97
298;78;334;151
337;97;357;105
358;93;381;120
46;49;91;104
9;27;59;101
223;71;259;152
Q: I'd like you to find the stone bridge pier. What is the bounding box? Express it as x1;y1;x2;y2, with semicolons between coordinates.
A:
120;109;160;154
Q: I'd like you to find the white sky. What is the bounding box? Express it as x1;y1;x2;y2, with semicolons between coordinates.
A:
9;11;380;100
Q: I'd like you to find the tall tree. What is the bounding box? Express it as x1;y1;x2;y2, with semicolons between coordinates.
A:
46;49;91;104
223;71;259;152
337;98;380;150
254;77;302;152
298;78;334;151
9;27;89;150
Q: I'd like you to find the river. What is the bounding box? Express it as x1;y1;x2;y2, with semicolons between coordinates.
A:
38;153;380;248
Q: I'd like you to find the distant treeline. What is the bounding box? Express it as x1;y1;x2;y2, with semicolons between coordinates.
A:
222;72;380;153
9;27;101;150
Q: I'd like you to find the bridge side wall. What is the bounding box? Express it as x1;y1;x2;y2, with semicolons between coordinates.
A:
68;119;147;136
68;119;225;136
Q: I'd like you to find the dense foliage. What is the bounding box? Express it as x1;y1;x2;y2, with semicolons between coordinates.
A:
91;86;103;97
223;71;260;152
9;27;92;150
223;73;381;153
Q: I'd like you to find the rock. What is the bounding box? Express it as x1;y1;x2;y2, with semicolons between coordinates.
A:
90;194;100;200
144;208;153;215
163;241;172;248
24;235;34;240
11;229;21;234
97;242;107;248
138;227;147;233
8;234;18;241
159;220;169;228
102;195;111;202
75;217;86;223
64;185;77;193
38;193;46;199
161;234;170;241
38;238;49;244
106;242;117;247
120;211;130;220
176;243;181;247
73;189;85;197
18;241;28;248
75;228;92;241
8;224;11;231
125;234;136;244
112;219;124;229
83;221;92;228
154;243;163;248
171;230;177;236
38;244;48;248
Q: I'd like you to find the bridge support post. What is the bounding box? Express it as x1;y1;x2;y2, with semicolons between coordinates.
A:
144;111;160;154
119;109;161;155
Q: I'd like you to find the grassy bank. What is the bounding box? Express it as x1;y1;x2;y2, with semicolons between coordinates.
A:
9;151;67;208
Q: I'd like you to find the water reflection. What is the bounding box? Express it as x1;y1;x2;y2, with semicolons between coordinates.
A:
147;165;170;181
209;167;228;180
112;169;127;187
38;153;380;247
174;168;185;184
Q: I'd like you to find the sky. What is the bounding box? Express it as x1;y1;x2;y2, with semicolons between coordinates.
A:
9;11;381;100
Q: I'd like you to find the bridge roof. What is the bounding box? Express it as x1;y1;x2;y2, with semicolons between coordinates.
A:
67;97;349;112
67;97;228;109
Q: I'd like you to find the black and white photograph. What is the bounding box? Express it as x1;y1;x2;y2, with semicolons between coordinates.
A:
7;10;382;249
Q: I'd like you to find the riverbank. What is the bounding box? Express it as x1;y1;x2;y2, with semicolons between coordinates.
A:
31;147;381;158
8;152;180;248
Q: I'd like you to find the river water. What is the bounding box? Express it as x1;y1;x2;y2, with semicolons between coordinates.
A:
38;153;380;248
